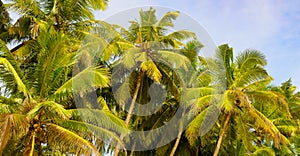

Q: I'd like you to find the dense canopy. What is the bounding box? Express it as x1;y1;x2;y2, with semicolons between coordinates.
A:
0;0;299;156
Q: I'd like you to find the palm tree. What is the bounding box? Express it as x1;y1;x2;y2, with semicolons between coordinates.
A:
167;40;204;156
272;79;300;120
268;79;300;154
4;0;110;59
112;7;198;155
0;23;126;155
6;0;108;32
186;44;291;155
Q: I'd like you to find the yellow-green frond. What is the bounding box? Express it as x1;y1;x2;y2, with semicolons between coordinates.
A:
140;60;162;82
46;123;99;156
68;109;128;135
53;66;110;96
60;120;125;149
157;11;180;28
27;101;71;120
250;147;275;156
0;57;30;98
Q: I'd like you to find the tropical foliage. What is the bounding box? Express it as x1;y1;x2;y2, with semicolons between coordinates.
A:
0;0;299;155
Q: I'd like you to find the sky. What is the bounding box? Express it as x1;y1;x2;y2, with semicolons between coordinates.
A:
93;0;300;89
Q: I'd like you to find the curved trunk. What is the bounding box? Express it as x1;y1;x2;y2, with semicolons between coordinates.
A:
28;132;36;156
114;71;144;156
213;112;231;156
129;142;136;156
125;71;144;125
169;111;185;156
169;131;182;156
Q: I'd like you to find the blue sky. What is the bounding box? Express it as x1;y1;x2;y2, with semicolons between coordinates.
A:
93;0;300;89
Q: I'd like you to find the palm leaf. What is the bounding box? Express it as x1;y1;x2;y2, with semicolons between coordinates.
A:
247;108;290;147
250;147;275;156
157;50;191;71
140;7;157;26
53;66;110;96
235;50;267;73
140;60;162;82
46;123;99;156
27;101;71;120
0;57;30;98
0;114;29;154
157;11;180;27
68;109;128;135
185;107;209;145
60;120;125;148
7;0;44;17
0;115;12;155
234;66;270;88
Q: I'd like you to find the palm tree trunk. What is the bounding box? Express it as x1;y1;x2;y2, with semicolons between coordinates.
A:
125;71;144;125
213;112;231;156
169;111;185;156
114;71;144;156
29;132;36;156
169;131;182;156
129;142;136;156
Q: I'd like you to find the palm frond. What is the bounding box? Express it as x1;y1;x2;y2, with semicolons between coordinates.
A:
0;104;12;114
53;66;110;96
140;7;157;26
157;11;180;28
0;40;23;75
0;57;30;98
215;44;234;86
140;60;162;82
185;107;208;145
157;50;191;71
247;90;291;117
271;118;298;136
60;120;125;148
247;108;290;147
33;24;77;97
235;115;255;152
120;47;140;68
183;87;213;101
0;114;12;154
242;77;272;91
12;39;40;65
234;66;271;89
98;96;109;111
165;30;196;43
0;114;29;154
221;90;234;112
68;109;128;135
250;147;275;156
27;101;71;120
235;50;267;73
7;0;44;20
86;0;108;10
46;123;99;156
